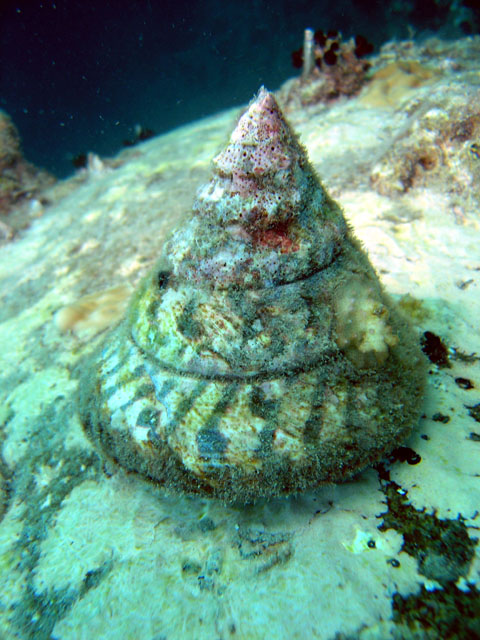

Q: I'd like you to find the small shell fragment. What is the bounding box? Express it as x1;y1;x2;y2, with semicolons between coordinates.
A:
56;285;131;336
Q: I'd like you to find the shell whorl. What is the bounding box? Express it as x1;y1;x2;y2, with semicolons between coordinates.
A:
166;86;347;290
79;87;426;503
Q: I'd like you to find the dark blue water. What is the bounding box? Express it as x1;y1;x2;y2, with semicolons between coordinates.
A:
0;0;476;178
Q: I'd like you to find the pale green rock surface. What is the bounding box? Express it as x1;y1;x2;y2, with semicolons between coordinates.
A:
0;37;479;639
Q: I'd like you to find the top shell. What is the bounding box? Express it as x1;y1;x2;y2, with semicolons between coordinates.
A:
79;87;426;503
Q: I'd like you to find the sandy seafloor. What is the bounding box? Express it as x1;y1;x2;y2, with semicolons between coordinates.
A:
0;37;479;639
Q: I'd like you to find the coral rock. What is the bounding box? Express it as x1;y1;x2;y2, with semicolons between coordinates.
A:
283;33;371;108
79;87;426;503
0;109;54;220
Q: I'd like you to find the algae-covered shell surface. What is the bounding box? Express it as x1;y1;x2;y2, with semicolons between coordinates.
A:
79;88;426;502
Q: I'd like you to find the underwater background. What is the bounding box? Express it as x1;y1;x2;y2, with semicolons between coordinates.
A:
1;0;479;178
1;1;480;639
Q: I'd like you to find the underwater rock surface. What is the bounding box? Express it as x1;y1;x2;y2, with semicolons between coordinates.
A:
0;37;479;640
79;88;426;502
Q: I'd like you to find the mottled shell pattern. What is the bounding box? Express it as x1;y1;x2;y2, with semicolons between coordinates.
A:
80;87;426;503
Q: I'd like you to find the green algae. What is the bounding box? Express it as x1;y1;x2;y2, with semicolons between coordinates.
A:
1;395;105;638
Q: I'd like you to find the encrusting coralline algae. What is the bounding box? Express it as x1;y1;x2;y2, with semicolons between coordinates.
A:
79;87;426;503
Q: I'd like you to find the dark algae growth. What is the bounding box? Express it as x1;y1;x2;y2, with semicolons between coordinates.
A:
377;467;480;640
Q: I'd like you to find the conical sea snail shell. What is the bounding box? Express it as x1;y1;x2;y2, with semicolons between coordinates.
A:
79;87;426;503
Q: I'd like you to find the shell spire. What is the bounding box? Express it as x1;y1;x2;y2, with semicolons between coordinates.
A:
166;87;347;289
79;87;426;503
